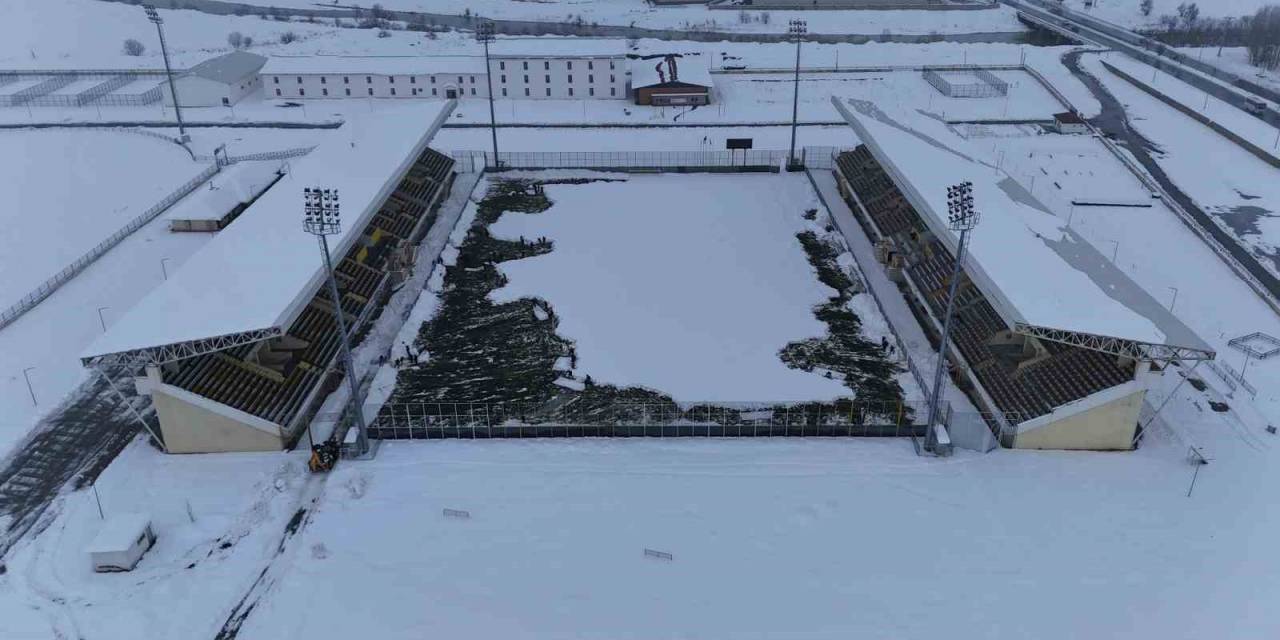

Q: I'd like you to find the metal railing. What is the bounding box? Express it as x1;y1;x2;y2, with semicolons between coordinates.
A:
451;149;788;172
923;67;1009;98
368;399;931;439
0;163;219;331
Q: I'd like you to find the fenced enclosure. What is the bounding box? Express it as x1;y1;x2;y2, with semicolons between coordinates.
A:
922;67;1009;98
0;71;166;107
368;399;933;439
450;149;788;173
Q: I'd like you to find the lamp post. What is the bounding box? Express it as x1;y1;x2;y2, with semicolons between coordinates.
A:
22;367;37;406
160;257;172;280
96;306;110;333
787;19;806;171
925;181;980;453
475;20;500;168
143;5;187;142
303;188;368;456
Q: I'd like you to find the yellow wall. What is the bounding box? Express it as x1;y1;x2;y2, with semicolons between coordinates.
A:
152;386;284;454
1014;388;1145;451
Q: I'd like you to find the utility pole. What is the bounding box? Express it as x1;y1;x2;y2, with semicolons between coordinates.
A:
144;5;187;142
787;19;806;171
925;181;980;454
476;20;500;169
303;188;369;456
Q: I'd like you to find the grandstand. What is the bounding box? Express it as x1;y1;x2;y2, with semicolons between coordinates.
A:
831;97;1214;450
81;103;459;454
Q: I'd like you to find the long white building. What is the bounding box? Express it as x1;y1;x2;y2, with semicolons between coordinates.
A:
261;39;631;101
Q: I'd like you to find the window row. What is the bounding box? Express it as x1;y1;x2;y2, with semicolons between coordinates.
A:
498;59;617;71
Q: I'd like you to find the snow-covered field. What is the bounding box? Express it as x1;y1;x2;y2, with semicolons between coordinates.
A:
487;172;864;402
1063;0;1271;28
0;129;205;310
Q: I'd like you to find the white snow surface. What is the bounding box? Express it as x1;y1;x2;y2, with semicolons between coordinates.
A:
0;129;203;310
488;172;851;402
83;103;450;361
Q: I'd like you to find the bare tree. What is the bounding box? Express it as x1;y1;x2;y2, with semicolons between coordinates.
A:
122;38;145;56
280;31;298;44
1140;0;1153;17
227;31;244;49
1177;2;1200;29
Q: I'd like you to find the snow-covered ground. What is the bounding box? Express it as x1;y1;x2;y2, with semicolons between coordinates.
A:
1081;53;1280;279
241;0;1026;35
1063;0;1270;29
486;172;867;402
0;129;205;311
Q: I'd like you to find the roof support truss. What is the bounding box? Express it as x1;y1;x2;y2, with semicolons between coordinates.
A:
81;326;283;369
1013;323;1216;365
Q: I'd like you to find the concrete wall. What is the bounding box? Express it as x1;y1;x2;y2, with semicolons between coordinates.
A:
1013;387;1144;451
166;75;260;107
152;385;285;454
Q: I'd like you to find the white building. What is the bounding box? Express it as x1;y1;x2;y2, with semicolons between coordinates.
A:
261;39;631;102
166;51;266;107
86;513;156;572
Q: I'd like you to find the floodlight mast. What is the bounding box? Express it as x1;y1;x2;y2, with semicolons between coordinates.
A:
787;19;807;170
476;20;500;167
143;5;187;141
303;188;369;456
924;181;979;454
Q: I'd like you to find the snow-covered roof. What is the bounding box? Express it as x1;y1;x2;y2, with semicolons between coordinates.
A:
185;51;266;85
83;103;454;364
261;55;487;76
163;160;283;224
488;37;629;59
834;97;1210;354
629;54;713;89
86;513;150;554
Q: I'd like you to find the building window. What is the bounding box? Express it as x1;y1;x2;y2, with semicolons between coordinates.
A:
431;76;436;84
500;61;506;70
273;76;279;84
525;87;530;96
568;87;573;96
432;88;438;96
567;61;573;70
299;88;305;96
368;88;373;95
389;76;395;84
568;75;573;83
610;74;615;83
321;76;327;84
610;60;615;70
502;88;508;96
296;76;302;84
470;87;476;95
321;88;328;96
545;87;551;96
275;88;281;96
501;74;506;83
457;76;463;83
391;88;396;96
346;88;351;96
524;75;529;83
344;76;350;84
470;76;475;84
366;76;372;84
411;76;416;84
588;61;594;70
610;87;616;96
588;74;594;83
522;61;528;70
589;88;594;96
544;61;550;70
545;75;550;83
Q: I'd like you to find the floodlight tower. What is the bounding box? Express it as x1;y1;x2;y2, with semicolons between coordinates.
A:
143;4;187;141
475;20;500;167
925;181;979;452
787;19;807;170
303;188;368;456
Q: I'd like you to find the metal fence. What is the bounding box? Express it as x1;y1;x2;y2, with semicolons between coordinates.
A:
0;163;219;331
922;67;1009;98
0;75;75;107
368;399;932;439
450;149;788;172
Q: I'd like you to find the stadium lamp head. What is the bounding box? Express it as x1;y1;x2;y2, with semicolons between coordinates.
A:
788;20;807;38
475;20;495;42
303;187;342;235
946;181;978;231
143;4;161;23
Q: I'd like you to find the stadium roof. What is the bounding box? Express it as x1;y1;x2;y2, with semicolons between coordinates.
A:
185;51;266;84
261;55;487;76
833;97;1213;362
629;54;713;89
82;102;455;367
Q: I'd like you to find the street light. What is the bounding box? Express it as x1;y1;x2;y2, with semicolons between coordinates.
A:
22;367;37;406
787;19;807;170
475;20;500;168
143;5;188;141
96;306;110;333
303;187;369;456
160;257;172;280
924;181;980;454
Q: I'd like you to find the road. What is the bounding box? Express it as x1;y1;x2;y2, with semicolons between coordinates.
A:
96;0;1038;44
1061;50;1280;308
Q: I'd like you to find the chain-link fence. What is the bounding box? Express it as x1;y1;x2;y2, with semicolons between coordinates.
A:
922;67;1009;98
368;399;931;439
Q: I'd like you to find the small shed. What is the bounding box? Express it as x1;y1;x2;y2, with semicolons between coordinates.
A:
86;513;156;573
1052;111;1088;134
630;54;713;106
166;51;266;107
